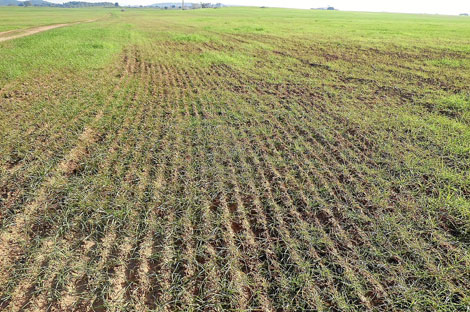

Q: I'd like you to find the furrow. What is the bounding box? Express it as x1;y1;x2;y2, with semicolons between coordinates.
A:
0;47;141;309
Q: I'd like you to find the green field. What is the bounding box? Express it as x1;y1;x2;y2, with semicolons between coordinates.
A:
1;7;470;311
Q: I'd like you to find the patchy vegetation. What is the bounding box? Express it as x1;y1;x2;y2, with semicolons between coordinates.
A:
0;7;470;311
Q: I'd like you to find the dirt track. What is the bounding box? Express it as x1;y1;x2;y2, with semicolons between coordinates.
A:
0;24;71;42
0;19;98;42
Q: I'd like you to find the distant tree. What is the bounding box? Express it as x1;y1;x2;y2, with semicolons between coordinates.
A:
23;1;32;6
201;2;211;8
171;4;175;8
114;2;119;6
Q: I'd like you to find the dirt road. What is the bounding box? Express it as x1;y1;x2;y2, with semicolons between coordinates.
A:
0;19;98;43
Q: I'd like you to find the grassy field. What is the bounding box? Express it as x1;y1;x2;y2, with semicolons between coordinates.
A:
0;6;470;311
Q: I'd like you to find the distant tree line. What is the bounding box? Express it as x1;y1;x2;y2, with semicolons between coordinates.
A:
12;0;115;7
8;0;224;8
149;2;223;9
61;1;115;7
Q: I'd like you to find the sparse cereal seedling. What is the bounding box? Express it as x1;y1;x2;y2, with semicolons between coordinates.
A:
1;6;469;312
